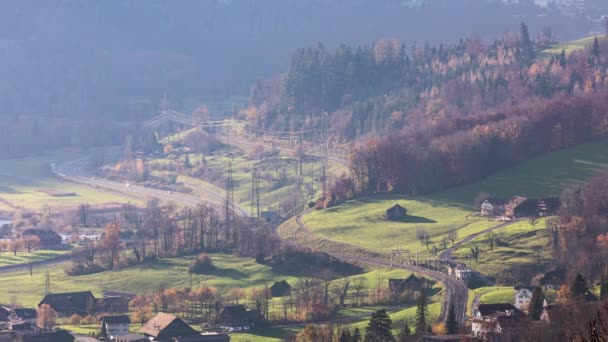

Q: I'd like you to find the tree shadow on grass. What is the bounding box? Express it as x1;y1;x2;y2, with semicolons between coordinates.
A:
389;215;437;224
208;267;248;280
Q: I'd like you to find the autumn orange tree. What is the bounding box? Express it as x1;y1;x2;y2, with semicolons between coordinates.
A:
101;222;122;270
37;304;58;330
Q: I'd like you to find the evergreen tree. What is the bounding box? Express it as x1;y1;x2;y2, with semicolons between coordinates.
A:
518;22;535;65
396;320;411;342
340;328;352;342
570;273;588;298
184;154;191;169
529;287;545;320
352;327;362;342
559;49;567;67
415;293;428;333
600;274;608;300
593;37;601;58
446;304;458;334
364;309;395;342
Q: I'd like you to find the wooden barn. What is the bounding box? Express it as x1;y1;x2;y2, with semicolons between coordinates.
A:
386;204;407;220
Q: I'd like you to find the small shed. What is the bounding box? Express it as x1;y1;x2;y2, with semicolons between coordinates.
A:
260;211;278;222
386;204;407;220
270;281;291;297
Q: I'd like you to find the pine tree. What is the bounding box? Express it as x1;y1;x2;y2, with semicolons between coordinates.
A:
415;293;428;333
518;22;535;65
184;154;191;169
601;274;608;300
559;49;567;67
364;309;395;342
340;328;352;342
570;273;588;298
593;37;601;58
352;327;362;342
446;304;458;334
529;287;545;320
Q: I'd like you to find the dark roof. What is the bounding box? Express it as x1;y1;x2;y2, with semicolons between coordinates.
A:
514;285;534;291
477;304;523;317
101;315;131;324
139;312;199;338
221;305;247;318
496;314;528;329
13;308;37;319
115;334;146;342
38;291;96;315
539;269;566;285
22;228;61;239
21;330;75;342
585;291;599;301
174;333;231;342
270;280;291;296
388;204;406;211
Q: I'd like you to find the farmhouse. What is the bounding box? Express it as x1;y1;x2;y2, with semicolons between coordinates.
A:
504;197;537;218
219;305;249;331
12;308;37;325
139;312;199;341
22;228;62;249
386;204;407;220
513;286;533;310
38;291;96;316
471;304;527;341
100;315;131;340
270;280;291;297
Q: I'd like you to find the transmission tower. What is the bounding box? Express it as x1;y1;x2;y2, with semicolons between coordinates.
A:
251;167;261;221
44;270;51;295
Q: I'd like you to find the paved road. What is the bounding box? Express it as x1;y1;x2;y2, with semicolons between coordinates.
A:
292;214;468;325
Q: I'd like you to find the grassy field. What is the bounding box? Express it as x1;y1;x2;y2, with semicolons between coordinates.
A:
295;141;608;260
0;250;66;267
0;150;141;212
0;252;428;308
477;287;516;305
541;35;603;55
452;219;550;279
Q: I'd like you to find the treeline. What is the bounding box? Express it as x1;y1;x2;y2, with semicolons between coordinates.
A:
251;25;608;140
346;90;608;197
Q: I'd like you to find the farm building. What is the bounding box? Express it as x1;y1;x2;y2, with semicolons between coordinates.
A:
388;274;427;294
96;296;130;313
504;197;537;218
386;204;407;220
270;280;291;297
12;308;37;325
22;228;62;249
139;312;199;341
219;305;249;331
38;291;96;316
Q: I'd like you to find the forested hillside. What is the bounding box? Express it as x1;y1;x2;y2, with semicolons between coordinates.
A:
0;0;590;122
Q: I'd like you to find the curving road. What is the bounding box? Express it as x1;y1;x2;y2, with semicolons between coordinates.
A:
292;214;468;325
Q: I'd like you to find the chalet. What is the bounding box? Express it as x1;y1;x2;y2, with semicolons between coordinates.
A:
100;315;131;340
270;281;291;297
12;308;37;325
22;228;62;249
513;286;533;311
504;197;537;218
139;312;199;341
537;269;566;291
538;197;560;216
38;291;96;316
219;305;249;331
96;296;130;313
471;304;527;341
480;200;495;216
260;211;278;222
115;334;146;342
386;204;407;220
389;274;427;294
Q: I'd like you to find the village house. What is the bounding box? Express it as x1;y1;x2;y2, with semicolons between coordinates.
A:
448;263;473;283
480;199;495;216
514;286;533;311
386;204;407;220
38;291;96;316
389;274;428;295
22;228;62;249
100;315;131;340
471;304;527;342
219;305;249;331
270;280;291;297
139;312;199;341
